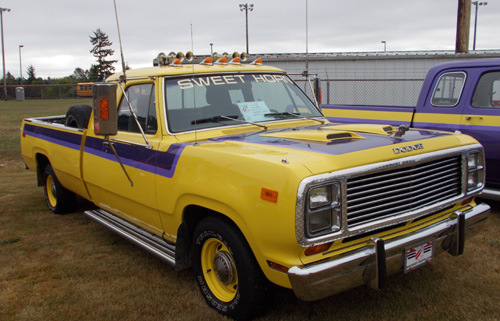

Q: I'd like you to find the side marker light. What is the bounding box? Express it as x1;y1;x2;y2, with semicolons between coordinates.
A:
261;188;278;203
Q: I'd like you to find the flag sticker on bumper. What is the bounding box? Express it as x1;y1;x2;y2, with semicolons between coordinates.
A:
404;240;434;273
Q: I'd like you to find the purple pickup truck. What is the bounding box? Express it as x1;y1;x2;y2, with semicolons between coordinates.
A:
322;58;500;200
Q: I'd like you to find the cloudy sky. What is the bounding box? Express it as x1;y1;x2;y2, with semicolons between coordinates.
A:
1;0;498;79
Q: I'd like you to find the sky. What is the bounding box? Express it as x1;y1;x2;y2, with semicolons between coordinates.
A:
1;0;498;79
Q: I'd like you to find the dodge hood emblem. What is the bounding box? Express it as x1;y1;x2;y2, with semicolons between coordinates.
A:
393;143;424;154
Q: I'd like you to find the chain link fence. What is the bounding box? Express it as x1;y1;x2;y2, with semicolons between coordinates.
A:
294;78;425;107
2;77;426;107
0;84;86;101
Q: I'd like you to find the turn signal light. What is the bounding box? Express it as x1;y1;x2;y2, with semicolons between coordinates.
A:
304;242;333;256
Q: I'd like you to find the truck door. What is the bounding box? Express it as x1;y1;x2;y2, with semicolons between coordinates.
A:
413;71;466;132
83;82;164;234
460;70;500;189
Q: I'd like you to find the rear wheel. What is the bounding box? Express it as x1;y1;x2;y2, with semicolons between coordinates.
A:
43;164;76;214
192;216;272;320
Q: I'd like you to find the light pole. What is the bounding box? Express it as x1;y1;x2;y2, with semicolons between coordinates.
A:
381;41;387;52
472;1;488;51
19;45;23;86
0;7;10;101
239;3;254;54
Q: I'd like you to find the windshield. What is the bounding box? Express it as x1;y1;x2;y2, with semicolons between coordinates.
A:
165;73;322;133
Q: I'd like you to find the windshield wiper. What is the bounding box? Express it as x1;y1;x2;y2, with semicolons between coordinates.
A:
191;115;239;125
264;112;325;124
265;112;300;117
192;115;268;130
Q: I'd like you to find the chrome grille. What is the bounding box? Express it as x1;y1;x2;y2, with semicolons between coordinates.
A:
346;155;462;227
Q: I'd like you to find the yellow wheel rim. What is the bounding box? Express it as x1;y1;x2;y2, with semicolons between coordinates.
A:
201;238;238;302
46;175;57;208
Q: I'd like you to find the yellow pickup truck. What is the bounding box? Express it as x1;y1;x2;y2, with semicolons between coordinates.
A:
20;53;490;320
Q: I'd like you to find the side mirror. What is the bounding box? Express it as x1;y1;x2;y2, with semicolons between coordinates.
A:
93;83;118;136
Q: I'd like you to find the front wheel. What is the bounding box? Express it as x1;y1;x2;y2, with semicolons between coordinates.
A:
43;164;76;214
192;216;272;320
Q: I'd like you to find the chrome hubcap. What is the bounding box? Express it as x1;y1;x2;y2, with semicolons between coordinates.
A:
213;251;236;285
51;182;57;198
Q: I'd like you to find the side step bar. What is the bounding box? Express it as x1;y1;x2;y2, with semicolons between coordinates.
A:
84;209;176;267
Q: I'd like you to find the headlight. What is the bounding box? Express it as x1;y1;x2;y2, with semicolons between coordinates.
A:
309;186;331;209
467;153;479;169
309;209;333;233
467;172;479;190
466;151;485;193
306;183;341;236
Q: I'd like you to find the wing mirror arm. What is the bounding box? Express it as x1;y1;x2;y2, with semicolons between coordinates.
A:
93;83;133;186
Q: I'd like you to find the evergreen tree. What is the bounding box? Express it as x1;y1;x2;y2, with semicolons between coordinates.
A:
72;67;89;81
5;72;16;85
26;65;37;84
89;28;117;81
87;64;100;82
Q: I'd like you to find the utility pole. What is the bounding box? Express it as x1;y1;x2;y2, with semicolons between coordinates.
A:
19;45;23;86
455;0;471;53
0;7;10;101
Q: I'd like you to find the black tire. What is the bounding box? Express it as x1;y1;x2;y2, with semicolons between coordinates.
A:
43;164;76;214
65;104;92;129
192;216;272;320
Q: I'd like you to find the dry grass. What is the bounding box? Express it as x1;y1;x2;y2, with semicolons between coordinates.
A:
1;100;499;320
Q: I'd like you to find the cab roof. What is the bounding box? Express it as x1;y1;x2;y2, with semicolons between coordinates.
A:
107;63;286;81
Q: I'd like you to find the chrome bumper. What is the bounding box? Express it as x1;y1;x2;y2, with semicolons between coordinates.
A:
479;188;500;201
288;203;490;301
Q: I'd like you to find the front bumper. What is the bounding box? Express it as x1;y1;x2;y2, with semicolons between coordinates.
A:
288;203;490;301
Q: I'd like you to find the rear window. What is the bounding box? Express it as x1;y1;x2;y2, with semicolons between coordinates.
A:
431;72;466;107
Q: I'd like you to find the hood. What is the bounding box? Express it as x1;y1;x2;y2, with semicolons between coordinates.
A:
209;123;450;156
204;123;468;175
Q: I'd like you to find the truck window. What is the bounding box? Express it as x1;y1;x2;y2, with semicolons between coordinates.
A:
431;72;466;107
165;73;320;133
472;71;500;108
117;83;157;134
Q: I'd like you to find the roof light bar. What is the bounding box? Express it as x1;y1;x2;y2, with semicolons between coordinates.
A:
153;51;259;67
251;57;263;65
200;57;212;65
153;51;196;66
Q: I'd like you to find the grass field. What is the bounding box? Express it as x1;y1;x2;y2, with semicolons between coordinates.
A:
1;100;499;320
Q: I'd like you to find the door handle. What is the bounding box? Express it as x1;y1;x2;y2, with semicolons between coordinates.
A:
102;141;112;153
465;116;483;121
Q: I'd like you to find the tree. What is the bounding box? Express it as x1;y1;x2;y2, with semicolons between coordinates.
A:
4;72;16;85
89;28;117;81
72;67;89;81
26;65;37;84
87;64;100;82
